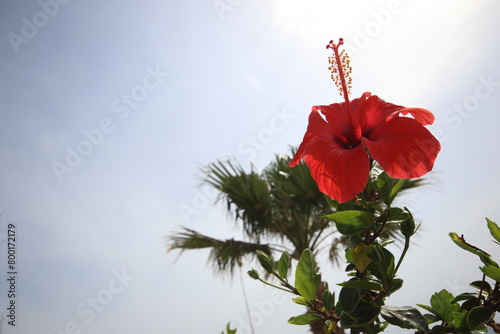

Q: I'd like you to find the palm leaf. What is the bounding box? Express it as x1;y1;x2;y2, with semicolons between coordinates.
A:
166;227;271;273
202;160;272;238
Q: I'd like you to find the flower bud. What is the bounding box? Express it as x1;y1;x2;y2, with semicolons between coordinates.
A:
247;269;260;280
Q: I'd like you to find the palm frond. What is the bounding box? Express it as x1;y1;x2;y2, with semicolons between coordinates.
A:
166;228;271;274
202;160;272;238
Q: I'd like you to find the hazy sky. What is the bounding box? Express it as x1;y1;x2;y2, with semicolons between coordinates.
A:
1;1;500;333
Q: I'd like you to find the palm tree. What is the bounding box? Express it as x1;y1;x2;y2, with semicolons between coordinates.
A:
167;150;345;272
167;149;422;333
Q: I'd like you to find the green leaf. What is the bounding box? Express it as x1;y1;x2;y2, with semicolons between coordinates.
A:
430;325;446;334
337;279;383;291
222;322;237;334
295;249;321;300
277;250;290;278
292;296;310;306
352;243;372;272
387;179;406;205
423;313;441;324
367;245;395;279
323;210;374;227
451;292;478;304
339;311;357;328
336;286;360;315
486;218;500;244
416;304;435;314
324;195;340;210
480;265;500;282
255;250;274;273
430;289;460;324
380;305;428;331
449;233;497;267
470;280;492;293
377;172;405;206
451;311;467;329
389;278;404;293
467;306;493;330
288;313;322;325
322;289;335;310
351;299;381;326
386;207;410;223
335;223;364;236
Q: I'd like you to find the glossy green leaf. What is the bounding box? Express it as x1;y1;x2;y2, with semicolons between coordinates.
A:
277;250;290;278
322;289;335;310
451;292;477;304
480;265;500;282
292;296;310;306
486;218;500;244
323;210;374;227
222;322;237;334
351;299;381;326
423;313;441;324
449;233;497;267
451;311;467;329
467;306;493;330
367;245;395;279
387;179;406;205
386;207;410;223
380;306;428;331
337;279;383;291
430;289;460;324
336;286;360;315
417;304;439;317
339;311;357;328
352;243;372;272
288;313;322;325
470;280;492;293
335;223;364;236
377;172;405;206
324;195;340;210
295;249;321;300
430;325;446;334
389;278;404;293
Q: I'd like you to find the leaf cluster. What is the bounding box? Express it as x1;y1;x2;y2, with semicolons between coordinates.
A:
415;218;500;333
251;168;430;333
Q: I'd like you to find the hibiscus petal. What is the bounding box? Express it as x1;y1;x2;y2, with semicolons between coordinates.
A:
356;94;405;134
290;108;349;167
361;117;441;179
302;137;370;203
398;108;435;125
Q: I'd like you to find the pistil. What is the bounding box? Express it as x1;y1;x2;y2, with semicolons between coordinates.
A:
327;38;357;142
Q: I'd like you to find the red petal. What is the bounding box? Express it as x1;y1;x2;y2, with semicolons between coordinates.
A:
290;107;349;167
302;137;370;203
398;108;435;125
361;117;441;179
356;94;405;133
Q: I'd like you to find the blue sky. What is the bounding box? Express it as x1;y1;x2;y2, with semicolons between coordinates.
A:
0;1;500;333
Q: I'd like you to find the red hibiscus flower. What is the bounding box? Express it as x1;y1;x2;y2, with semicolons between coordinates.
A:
290;39;441;203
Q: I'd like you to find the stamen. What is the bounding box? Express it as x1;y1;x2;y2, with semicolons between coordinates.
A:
326;38;352;102
326;38;358;143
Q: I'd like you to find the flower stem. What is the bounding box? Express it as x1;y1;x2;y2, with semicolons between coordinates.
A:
394;235;410;276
